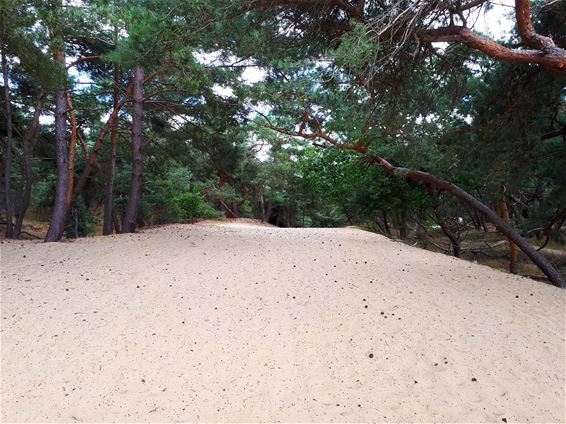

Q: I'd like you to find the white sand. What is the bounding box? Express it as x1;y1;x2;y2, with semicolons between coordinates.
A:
1;222;564;423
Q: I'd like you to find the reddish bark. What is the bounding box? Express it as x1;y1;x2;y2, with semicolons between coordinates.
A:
122;66;145;233
45;29;69;242
419;26;566;74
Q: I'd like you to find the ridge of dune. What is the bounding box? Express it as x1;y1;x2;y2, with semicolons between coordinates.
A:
1;222;564;422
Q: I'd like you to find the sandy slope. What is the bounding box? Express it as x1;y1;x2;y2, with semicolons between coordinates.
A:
1;222;564;423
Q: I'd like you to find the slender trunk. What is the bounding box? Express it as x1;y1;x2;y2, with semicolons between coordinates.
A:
265;202;273;224
382;210;391;235
112;208;121;234
14;92;44;238
439;221;461;258
121;66;144;233
2;49;14;238
103;66;120;235
65;92;77;209
369;156;564;288
45;39;68;242
342;205;353;224
397;213;407;239
373;213;386;234
259;192;265;221
480;213;488;232
499;198;519;274
231;200;239;218
465;205;481;231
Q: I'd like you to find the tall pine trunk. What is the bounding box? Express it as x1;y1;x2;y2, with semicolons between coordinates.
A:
45;11;68;242
122;66;144;233
2;49;14;238
103;66;120;235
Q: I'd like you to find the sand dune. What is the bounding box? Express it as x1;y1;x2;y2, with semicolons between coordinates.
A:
1;222;564;422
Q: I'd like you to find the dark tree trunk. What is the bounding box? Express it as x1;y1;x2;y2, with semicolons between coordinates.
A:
259;192;266;221
382;210;391;235
466;205;481;231
14;92;44;238
373;213;386;234
499;198;519;274
342;205;353;224
439;221;461;258
45;40;68;242
103;66;120;235
122;66;145;233
2;49;14;238
369;156;565;288
397;213;408;239
265;202;273;224
231;200;239;218
112;209;121;234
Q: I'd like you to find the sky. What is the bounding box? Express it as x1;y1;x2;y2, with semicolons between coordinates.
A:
474;0;515;39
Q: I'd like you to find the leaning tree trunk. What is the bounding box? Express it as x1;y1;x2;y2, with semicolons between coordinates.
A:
121;66;145;234
2;49;14;238
45;33;69;242
103;66;121;235
369;156;565;288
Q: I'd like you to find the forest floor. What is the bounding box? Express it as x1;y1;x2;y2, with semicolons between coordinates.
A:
1;221;565;422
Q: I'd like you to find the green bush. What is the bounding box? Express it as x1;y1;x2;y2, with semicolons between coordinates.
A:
172;191;221;223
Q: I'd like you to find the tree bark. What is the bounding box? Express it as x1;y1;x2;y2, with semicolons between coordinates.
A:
103;66;121;235
419;25;566;74
45;30;69;242
2;48;14;238
382;210;391;235
259;192;266;221
369;156;564;288
112;208;121;234
121;66;145;233
439;221;461;258
499;199;519;274
265;201;273;224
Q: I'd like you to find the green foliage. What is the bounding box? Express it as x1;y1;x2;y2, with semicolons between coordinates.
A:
172;190;221;223
333;23;379;74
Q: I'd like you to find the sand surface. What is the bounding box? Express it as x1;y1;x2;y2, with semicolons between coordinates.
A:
1;222;564;423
